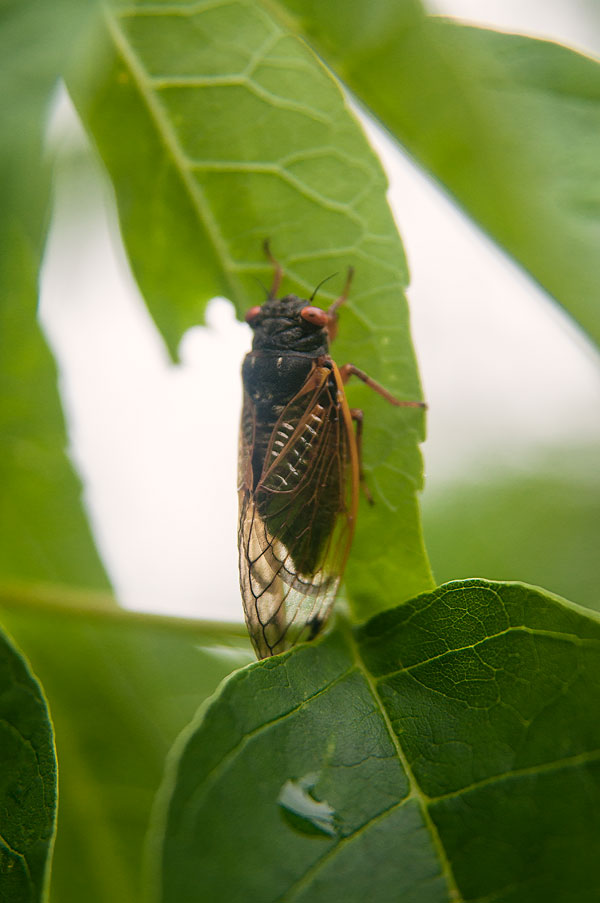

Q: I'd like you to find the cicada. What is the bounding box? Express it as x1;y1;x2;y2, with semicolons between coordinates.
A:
238;244;424;659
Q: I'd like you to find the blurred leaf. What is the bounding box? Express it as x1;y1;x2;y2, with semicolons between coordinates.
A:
279;0;600;346
423;448;600;613
66;0;433;617
153;580;600;903
0;0;109;588
0;589;252;903
0;626;57;902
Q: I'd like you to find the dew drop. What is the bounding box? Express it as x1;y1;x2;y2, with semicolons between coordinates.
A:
278;773;338;838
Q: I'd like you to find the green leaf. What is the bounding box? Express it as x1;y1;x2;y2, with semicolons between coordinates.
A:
423;447;600;613
152;580;600;902
0;626;57;903
0;0;109;589
67;0;433;616
0;589;253;903
278;0;600;346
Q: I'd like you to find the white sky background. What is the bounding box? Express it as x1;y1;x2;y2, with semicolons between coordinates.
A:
40;0;600;620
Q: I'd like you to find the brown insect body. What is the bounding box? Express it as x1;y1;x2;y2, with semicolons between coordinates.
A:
238;290;359;659
239;249;424;659
239;295;358;658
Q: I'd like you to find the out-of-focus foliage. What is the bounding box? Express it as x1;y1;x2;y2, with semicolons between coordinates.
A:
1;1;599;901
0;0;109;590
280;0;600;345
423;448;600;612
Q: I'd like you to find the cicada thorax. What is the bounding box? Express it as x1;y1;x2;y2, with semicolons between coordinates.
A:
244;352;345;576
241;348;314;488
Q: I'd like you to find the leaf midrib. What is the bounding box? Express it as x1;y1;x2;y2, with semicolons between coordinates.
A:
348;626;463;903
103;4;243;301
249;624;463;902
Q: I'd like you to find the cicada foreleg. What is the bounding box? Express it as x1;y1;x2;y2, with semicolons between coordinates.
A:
328;266;354;315
263;239;283;299
343;364;426;504
339;363;427;410
349;407;374;506
325;266;354;343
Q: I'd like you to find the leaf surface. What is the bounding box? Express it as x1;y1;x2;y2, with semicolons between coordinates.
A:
0;627;57;902
67;0;434;615
0;590;252;903
153;579;600;902
279;0;600;345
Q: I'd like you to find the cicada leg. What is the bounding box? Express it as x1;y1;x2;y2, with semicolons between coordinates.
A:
349;407;374;505
324;267;354;343
339;363;427;410
344;366;426;504
263;239;283;299
328;266;354;314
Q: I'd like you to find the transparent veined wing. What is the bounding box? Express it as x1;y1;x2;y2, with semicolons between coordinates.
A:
238;363;359;658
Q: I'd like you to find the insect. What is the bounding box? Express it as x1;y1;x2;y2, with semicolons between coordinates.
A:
238;243;425;659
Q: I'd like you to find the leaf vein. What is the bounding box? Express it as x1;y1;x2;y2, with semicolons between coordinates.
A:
116;0;251;19
187;160;364;218
150;74;332;124
0;833;33;887
347;625;464;902
428;747;600;805
177;663;359;833
280;794;416;902
374;625;600;681
104;7;243;298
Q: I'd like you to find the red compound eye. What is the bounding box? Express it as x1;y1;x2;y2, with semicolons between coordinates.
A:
300;306;329;328
245;306;262;324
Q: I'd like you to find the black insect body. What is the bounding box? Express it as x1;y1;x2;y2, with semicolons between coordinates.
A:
238;247;424;659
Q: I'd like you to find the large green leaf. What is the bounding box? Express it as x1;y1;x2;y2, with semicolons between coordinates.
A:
152;579;600;902
0;0;109;589
0;590;252;903
66;0;433;616
0;626;57;903
279;0;600;346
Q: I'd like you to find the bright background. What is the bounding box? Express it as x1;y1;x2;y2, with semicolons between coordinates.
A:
40;0;600;620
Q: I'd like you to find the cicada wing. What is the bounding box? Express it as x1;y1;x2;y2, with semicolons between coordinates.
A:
238;388;255;493
238;497;338;658
238;364;358;658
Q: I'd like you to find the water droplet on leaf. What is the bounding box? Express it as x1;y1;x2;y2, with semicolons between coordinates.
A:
278;773;338;837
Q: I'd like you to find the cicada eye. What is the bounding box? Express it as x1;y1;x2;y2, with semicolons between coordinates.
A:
300;306;329;328
245;306;262;325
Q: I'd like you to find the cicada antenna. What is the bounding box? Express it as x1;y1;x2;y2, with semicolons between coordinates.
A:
250;275;270;299
310;272;338;303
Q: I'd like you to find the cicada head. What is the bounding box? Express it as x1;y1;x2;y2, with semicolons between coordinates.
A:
245;294;335;355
